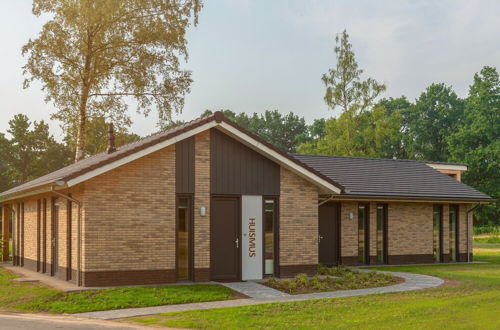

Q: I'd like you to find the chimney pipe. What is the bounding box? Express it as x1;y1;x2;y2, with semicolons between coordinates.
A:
107;123;116;153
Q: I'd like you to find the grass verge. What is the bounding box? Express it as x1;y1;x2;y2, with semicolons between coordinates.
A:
0;268;235;313
129;244;500;329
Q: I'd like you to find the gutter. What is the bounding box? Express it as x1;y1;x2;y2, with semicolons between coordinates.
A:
466;204;481;263
51;185;82;286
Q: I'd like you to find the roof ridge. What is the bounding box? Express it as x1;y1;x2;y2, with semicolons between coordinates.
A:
292;153;466;166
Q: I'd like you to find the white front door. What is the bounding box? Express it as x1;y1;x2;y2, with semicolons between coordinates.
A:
241;195;263;280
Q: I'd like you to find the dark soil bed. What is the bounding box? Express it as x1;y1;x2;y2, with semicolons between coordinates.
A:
264;266;403;294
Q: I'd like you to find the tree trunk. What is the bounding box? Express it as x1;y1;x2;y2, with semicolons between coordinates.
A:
74;92;88;162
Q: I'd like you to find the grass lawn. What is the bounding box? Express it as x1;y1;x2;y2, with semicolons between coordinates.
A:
0;267;236;314
130;245;500;329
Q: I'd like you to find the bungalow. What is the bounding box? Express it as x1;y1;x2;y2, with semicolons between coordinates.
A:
0;111;493;287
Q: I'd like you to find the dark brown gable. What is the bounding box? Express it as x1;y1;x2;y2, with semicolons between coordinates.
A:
210;128;279;195
176;136;195;194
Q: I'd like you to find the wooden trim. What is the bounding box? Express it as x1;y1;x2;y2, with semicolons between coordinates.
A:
337;202;342;265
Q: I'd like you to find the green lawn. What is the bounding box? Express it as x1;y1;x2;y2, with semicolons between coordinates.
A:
0;267;235;313
130;246;500;329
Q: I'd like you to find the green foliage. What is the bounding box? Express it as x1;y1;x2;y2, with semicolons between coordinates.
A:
201;110;311;153
298;104;403;158
473;225;500;236
0;114;71;192
322;30;386;114
406;83;465;161
448;67;500;225
0;267;233;313
264;267;398;294
64;117;140;157
22;0;202;160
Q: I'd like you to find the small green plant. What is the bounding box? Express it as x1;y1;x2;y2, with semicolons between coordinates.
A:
264;267;400;294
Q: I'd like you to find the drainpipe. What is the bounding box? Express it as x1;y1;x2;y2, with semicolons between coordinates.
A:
1;205;16;263
51;186;82;286
466;204;481;263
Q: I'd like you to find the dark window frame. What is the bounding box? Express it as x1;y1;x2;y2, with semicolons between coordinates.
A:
358;203;370;265
376;203;388;264
262;196;279;277
176;194;194;282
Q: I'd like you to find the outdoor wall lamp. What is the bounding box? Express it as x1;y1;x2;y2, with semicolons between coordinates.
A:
348;212;354;220
200;206;206;217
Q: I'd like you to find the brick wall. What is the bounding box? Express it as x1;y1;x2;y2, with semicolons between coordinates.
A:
279;168;318;275
193;131;210;281
340;202;358;259
83;146;176;276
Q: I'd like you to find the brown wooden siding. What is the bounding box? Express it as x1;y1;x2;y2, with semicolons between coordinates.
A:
176;136;195;194
210;128;279;195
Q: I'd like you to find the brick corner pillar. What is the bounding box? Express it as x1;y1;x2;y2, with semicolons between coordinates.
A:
2;205;10;261
193;130;211;281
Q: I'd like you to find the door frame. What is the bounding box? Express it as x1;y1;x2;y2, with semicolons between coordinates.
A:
176;194;194;282
210;195;242;281
358;203;370;265
262;196;280;278
318;201;341;266
376;203;389;264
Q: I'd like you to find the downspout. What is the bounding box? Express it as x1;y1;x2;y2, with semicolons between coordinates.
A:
51;186;82;286
1;205;16;263
466;204;481;263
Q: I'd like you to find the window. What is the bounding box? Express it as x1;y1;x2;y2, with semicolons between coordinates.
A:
264;199;275;276
177;197;191;280
376;204;387;264
358;204;369;264
433;205;442;262
449;205;458;262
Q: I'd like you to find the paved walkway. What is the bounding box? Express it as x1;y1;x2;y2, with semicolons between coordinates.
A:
74;271;443;320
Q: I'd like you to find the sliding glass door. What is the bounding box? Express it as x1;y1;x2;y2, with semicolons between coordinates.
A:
449;205;459;262
433;205;443;262
376;204;388;264
177;196;192;281
358;204;369;265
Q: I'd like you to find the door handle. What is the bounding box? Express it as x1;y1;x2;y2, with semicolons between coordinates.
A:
318;235;323;243
235;238;239;249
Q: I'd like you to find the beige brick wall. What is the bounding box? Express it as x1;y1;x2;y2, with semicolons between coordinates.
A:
340;202;358;257
83;146;176;272
22;199;37;262
279;168;318;266
459;204;472;254
369;202;377;258
194;131;210;270
388;202;433;256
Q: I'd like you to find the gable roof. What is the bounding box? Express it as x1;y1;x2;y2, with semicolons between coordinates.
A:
292;154;493;202
0;112;343;201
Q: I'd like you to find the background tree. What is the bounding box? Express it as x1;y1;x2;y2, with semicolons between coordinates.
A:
448;67;500;224
64;117;140;157
405;83;465;161
0;133;12;192
22;0;202;162
199;110;310;153
1;114;71;188
322;30;386;114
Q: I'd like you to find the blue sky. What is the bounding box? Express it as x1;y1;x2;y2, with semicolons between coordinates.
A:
1;0;499;138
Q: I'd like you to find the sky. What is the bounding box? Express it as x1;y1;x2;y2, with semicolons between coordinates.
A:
1;0;499;139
